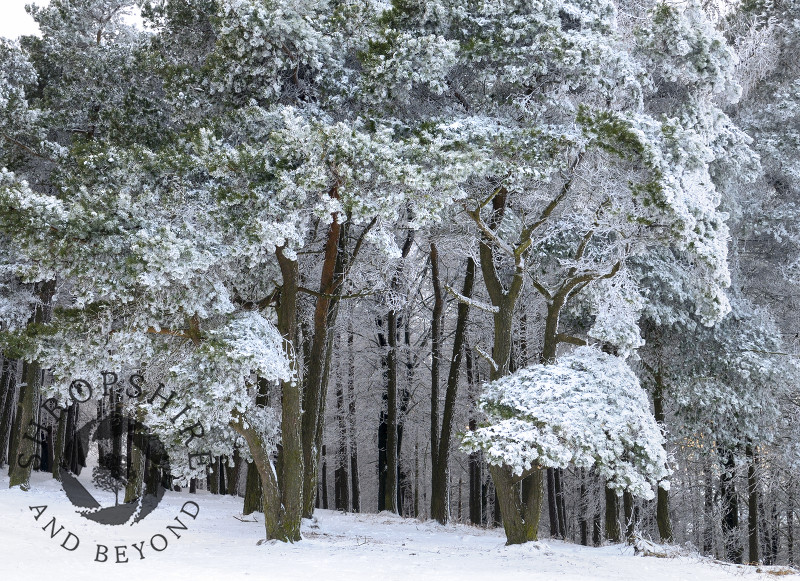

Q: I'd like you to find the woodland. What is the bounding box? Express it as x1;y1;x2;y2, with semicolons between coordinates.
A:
2;0;800;568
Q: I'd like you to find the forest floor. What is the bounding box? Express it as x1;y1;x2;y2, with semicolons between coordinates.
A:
0;472;796;581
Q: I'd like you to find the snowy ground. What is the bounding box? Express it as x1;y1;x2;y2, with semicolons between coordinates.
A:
0;472;796;581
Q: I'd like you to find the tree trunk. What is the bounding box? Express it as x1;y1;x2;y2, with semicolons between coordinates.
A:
431;256;474;524
490;464;542;544
383;310;399;513
430;243;442;496
579;468;589;546
466;350;482;526
555;468;567;537
51;403;67;481
0;359;18;467
334;356;349;511
301;214;342;518
230;417;287;541
123;411;145;503
347;322;360;513
652;369;673;542
623;490;635;543
746;442;759;564
605;486;621;543
9;280;56;489
720;448;742;563
243;462;262;515
275;247;303;541
547;468;558;536
477;211;539;542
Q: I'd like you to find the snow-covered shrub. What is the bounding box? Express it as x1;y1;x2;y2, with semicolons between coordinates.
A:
462;346;669;498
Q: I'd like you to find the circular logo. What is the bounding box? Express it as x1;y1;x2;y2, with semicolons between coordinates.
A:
60;412;170;526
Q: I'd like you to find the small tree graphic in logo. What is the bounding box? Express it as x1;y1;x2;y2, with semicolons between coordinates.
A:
91;453;131;507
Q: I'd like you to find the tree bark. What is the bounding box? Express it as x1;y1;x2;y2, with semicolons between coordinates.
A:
746;442;759;564
579;468;589;546
275;247;304;541
301;213;342;517
0;359;17;467
430;243;442;484
9;280;55;489
431;256;474;524
230;415;286;541
623;490;635;543
720;448;742;563
555;468;567;537
605;486;621;543
652;368;673;542
346;322;360;513
788;496;794;566
548;468;558;536
490;463;542;544
383;310;399;513
243;462;262;514
466;350;483;526
51;402;67;481
334;352;349;511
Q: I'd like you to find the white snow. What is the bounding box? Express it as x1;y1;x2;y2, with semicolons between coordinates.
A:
0;472;794;581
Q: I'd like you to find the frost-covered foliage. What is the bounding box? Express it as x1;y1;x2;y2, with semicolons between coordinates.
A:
463;347;669;498
581;270;645;358
138;311;292;480
637;1;741;102
667;299;796;447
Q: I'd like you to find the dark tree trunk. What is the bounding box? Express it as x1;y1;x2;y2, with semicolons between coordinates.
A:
430;243;442;506
431;255;474;524
746;442;759;564
243;462;262;514
788;500;794;566
10;280;56;489
347;322;360;513
378;381;387;511
51;402;67;481
548;468;558;536
207;458;219;495
225;451;242;496
557;469;567;537
243;377;270;514
334;359;349;511
703;463;714;555
652;369;673;542
593;511;602;546
467;350;482;526
623;490;635;543
490;463;542;544
0;359;18;467
384;310;399;513
320;445;329;509
300;214;342;519
493;484;502;528
605;486;621;543
124;411;144;503
579;468;589;546
771;502;779;565
720;448;742;564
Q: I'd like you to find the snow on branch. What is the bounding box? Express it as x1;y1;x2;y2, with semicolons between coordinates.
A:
444;284;499;313
462;347;669;498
